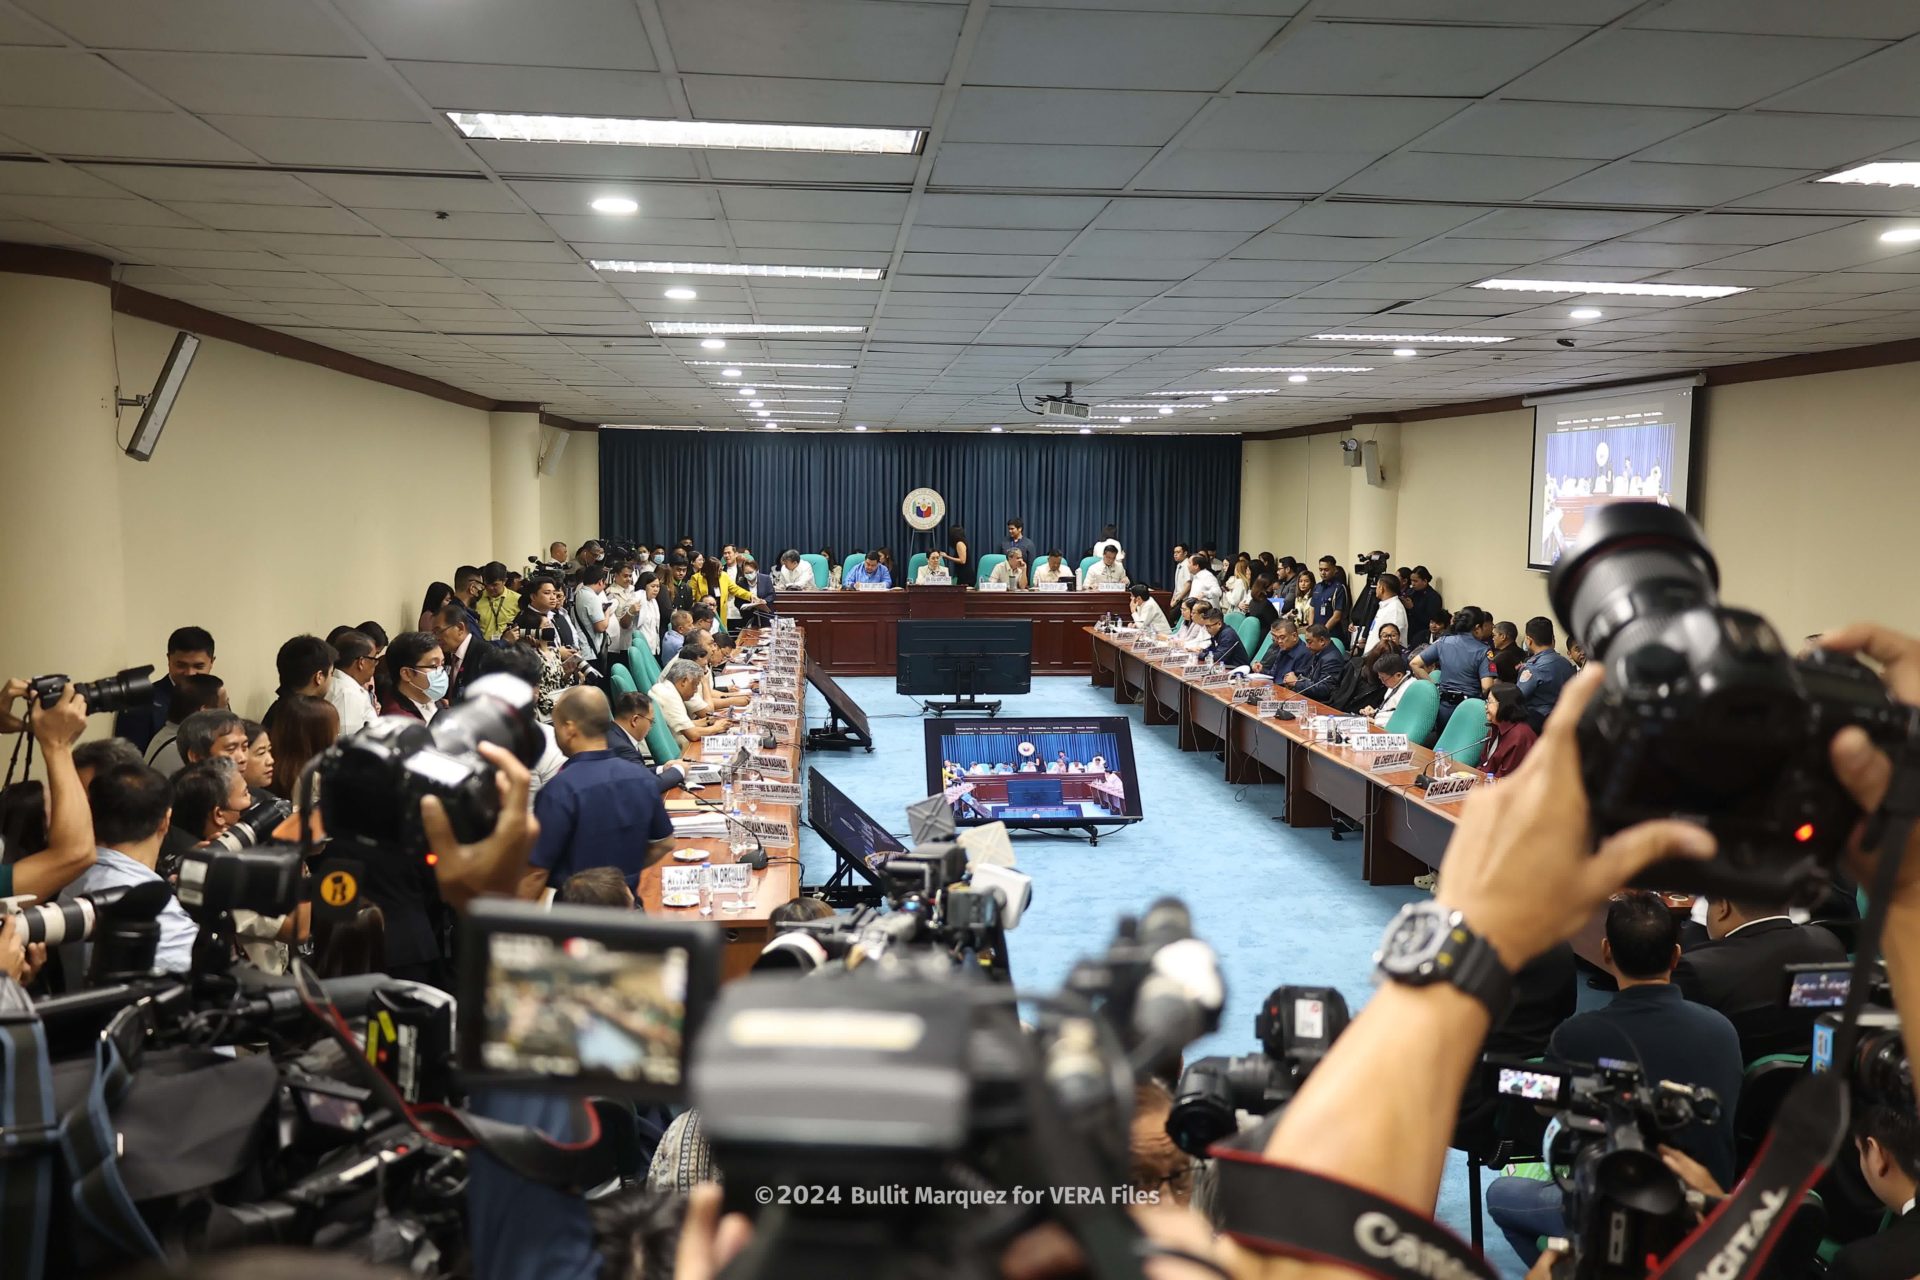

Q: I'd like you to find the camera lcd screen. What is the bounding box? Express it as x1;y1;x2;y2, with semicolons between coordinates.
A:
1785;966;1851;1010
456;902;719;1101
924;717;1143;828
1495;1066;1568;1103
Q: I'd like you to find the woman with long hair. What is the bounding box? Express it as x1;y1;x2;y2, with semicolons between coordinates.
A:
947;527;972;587
268;696;338;801
417;582;453;632
1220;558;1254;613
1288;569;1316;627
1483;682;1538;779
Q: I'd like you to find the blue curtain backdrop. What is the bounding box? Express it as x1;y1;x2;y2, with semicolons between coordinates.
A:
939;732;1120;770
1545;424;1675;495
598;429;1241;592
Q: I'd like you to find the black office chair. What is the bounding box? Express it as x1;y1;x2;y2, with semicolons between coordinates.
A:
1734;1054;1808;1177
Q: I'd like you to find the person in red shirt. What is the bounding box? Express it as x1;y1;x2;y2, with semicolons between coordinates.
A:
1483;681;1537;778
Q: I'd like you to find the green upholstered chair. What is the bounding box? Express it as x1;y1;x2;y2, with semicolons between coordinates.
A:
976;553;1007;583
1251;633;1274;665
1232;615;1263;659
843;553;866;581
1431;698;1487;768
1385;678;1439;745
1428;669;1442;683
1330;635;1346;655
647;714;682;764
907;552;929;583
1078;554;1100;579
627;643;663;693
800;553;830;588
609;663;636;696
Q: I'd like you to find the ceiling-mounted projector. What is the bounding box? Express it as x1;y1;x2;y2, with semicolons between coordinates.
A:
1039;396;1090;421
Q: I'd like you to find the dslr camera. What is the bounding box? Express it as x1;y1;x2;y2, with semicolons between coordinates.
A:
26;665;154;715
318;672;542;856
1792;962;1912;1115
1166;984;1349;1156
1548;504;1920;898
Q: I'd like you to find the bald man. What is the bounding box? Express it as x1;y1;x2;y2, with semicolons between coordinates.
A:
519;686;675;898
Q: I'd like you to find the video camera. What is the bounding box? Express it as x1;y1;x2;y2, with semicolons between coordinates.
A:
1792;962;1911;1115
1492;1056;1721;1280
1166;984;1349;1156
1352;550;1391;580
1549;504;1920;898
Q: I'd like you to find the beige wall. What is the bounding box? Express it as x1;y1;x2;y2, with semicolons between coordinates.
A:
0;270;600;724
1241;358;1920;645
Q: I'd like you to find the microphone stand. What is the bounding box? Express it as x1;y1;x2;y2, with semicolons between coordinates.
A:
1413;735;1492;789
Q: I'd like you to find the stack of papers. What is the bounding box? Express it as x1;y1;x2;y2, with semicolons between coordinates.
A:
670;811;729;839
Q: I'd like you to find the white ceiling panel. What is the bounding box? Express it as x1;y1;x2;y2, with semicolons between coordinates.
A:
355;208;552;240
393;62;674;117
550;219;730;247
107;53;425;122
948;87;1207;147
1146;149;1376;193
1503;30;1888;109
80;164;323;205
0;107;253;160
1630;0;1920;40
1238;21;1584;96
15;0;361;54
930;143;1154;189
0;49;173;111
1638;112;1920;168
969;9;1282;90
0;193;191;225
904;227;1080;255
1341;152;1598;201
330;0;656;70
0;162;132;197
1413;101;1714;160
1186;95;1463;153
166;201;373;234
659;0;963;82
916;194;1108;229
1624;213;1858;243
207;115;476;168
1096;198;1296;231
703;152;919;183
678;75;944;127
1762;41;1920;115
1537;160;1811;206
1073;229;1253;258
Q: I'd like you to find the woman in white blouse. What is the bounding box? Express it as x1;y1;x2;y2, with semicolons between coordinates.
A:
1219;559;1253;613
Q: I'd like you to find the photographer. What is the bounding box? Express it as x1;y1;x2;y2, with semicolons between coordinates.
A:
61;762;197;976
0;680;98;902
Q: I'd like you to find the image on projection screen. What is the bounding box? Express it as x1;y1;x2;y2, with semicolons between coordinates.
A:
1528;383;1695;570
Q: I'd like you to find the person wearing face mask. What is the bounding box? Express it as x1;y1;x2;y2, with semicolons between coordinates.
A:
324;627;379;738
378;631;448;722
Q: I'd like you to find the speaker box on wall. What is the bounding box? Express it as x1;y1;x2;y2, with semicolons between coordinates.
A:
538;428;570;476
122;331;200;462
1361;439;1386;488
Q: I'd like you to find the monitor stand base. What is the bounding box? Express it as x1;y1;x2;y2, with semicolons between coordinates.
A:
923;695;1001;716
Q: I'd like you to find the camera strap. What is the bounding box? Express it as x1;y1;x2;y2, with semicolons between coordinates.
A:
1208;1151;1499;1280
56;1004;164;1264
0;1019;56;1280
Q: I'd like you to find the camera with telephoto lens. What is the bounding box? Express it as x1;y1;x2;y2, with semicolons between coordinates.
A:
1547;504;1920;899
208;795;293;853
1797;962;1912;1115
1166;984;1349;1156
26;664;154;716
317;673;541;856
1494;1055;1720;1280
0;879;173;985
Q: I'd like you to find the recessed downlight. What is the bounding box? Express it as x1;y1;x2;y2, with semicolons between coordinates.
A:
590;195;639;214
664;287;697;300
700;337;726;350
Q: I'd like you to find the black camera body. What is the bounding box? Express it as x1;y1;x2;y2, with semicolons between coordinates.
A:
1352;550;1390;579
1166;984;1348;1156
27;664;154;716
1549;505;1920;898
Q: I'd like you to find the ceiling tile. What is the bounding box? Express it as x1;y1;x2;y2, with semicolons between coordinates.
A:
678;75;943;126
14;0;363;55
166;201;373;234
393;62;674;116
930;143;1153;188
1239;21;1584;95
1185;94;1462;152
947;87;1207;146
916;194;1108;229
1505;29;1888;108
1413;101;1714;160
0;161;132;197
80;164;324;205
660;0;963;82
1536;160;1811;206
704;152;918;183
1761;41;1920;115
1632;0;1920;42
1146;148;1376;193
0;49;172;111
1340;151;1598;201
205;115;477;168
107;52;424;121
355;207;552;239
330;0;657;70
969;8;1283;90
0;107;253;160
1638;111;1920;168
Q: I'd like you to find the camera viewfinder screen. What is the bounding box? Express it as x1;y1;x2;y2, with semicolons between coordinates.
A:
481;931;689;1091
924;717;1142;827
1496;1066;1566;1103
1787;968;1851;1010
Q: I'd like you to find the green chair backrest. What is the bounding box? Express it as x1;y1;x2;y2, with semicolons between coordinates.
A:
1432;698;1487;767
1078;554;1100;577
1222;609;1247;631
1251;633;1274;665
647;713;682;764
1233;616;1263;659
1330;636;1346;654
609;663;636;696
627;643;662;693
1385;677;1440;745
843;553;866;581
1428;668;1442;683
800;553;830;587
977;553;1007;583
907;552;929;583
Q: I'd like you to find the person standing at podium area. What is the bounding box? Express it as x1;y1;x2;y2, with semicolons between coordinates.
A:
915;550;953;584
987;548;1029;590
844;550;891;589
1001;518;1036;565
1032;549;1076;588
1169;543;1193;605
1084;545;1129;590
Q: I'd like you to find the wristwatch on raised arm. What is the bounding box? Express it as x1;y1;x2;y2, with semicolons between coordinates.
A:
1372;901;1513;1017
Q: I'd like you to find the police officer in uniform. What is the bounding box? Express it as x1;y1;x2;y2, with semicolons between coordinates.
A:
1412;607;1493;732
1516;615;1576;732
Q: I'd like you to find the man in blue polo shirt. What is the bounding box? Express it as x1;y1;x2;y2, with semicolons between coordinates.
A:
844;550;891;589
1310;556;1350;635
1413;607;1493;732
520;686;675;898
1516;615;1577;732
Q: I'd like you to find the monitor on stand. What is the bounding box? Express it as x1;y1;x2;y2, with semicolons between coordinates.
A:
805;656;874;752
804;767;902;907
896;619;1032;716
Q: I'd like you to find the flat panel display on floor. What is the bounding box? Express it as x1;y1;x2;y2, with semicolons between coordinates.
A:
924;717;1142;828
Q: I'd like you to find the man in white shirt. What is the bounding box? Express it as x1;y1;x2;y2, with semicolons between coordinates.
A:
773;550;817;591
1364;575;1409;652
649;660;725;747
1032;549;1075;588
1128;584;1170;635
916;549;953;584
1083;546;1129;590
1183;553;1223;607
1361;653;1414;720
60;763;197;975
602;561;641;661
1170;543;1193;604
988;549;1030;590
324;628;379;738
571;565;614;674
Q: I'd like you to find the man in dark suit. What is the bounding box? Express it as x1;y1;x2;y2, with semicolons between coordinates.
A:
1197;603;1249;668
1830;1104;1920;1280
1486;892;1743;1267
607;689;655;767
1675;897;1847;1061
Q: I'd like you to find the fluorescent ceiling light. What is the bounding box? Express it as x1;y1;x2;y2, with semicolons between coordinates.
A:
593;259;883;281
1079;427;1092;435
1147;388;1290;397
1157;406;1174;415
699;337;726;349
1394;349;1416;358
1210;394;1228;403
743;409;839;417
755;410;770;417
1310;333;1512;344
1214;366;1373;373
1880;227;1920;244
1118;416;1133;424
749;401;765;408
1569;308;1603;319
714;382;846;391
854;424;867;431
448;111;923;155
1472;279;1746;299
686;360;854;370
737;388;757;396
653;322;865;335
721;368;742;377
764;422;779;429
663;287;697;300
1287;374;1308;383
990;426;1004;433
1817;162;1920;188
1100;403;1196;410
590;195;638;215
743;398;842;405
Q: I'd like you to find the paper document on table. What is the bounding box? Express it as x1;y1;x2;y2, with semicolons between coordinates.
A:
670;812;729;839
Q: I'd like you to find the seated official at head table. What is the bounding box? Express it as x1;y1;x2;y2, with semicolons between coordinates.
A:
772;548;817;591
1032;549;1076;588
1128;584;1169;635
844;550;891;589
915;549;953;584
987;548;1030;590
1083;544;1129;590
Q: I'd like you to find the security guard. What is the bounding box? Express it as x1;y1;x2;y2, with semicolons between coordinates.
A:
1516;615;1576;731
1413;607;1492;730
1310;557;1350;632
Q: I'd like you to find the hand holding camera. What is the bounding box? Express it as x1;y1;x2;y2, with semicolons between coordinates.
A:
27;679;88;750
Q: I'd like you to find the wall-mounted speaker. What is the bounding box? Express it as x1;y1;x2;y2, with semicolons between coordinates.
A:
1361;439;1386;488
538;428;570;476
120;331;200;462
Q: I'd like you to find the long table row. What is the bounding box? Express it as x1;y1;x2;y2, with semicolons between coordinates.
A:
1087;628;1658;970
776;585;1151;675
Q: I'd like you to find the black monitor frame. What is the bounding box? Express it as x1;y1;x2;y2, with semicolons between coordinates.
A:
896;619;1033;716
804;766;903;907
805;656;874;752
922;716;1142;845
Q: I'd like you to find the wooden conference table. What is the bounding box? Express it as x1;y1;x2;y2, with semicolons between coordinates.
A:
1086;628;1685;969
776;584;1155;676
638;626;804;980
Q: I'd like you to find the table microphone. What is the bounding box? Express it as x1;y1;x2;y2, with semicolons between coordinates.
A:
1413;736;1491;790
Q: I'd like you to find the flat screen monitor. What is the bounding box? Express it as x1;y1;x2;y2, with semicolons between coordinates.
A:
805;656;872;749
806;766;904;887
924;717;1143;828
896;619;1033;697
1528;378;1698;570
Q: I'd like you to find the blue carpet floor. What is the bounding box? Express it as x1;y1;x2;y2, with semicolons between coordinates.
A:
795;674;1528;1279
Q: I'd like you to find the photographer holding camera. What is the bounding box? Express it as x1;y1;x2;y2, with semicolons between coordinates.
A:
0;680;98;903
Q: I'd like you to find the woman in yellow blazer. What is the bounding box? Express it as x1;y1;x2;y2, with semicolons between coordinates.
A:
711;564;760;629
